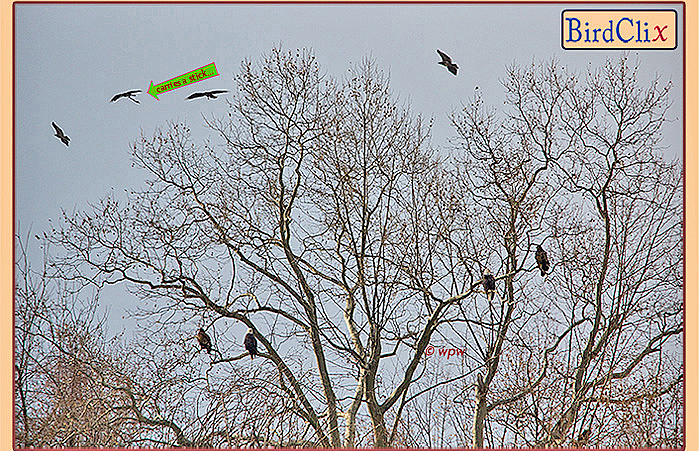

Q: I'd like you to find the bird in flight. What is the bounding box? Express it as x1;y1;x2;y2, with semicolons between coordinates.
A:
51;122;70;146
110;89;142;104
535;244;550;277
437;49;458;76
244;328;258;360
196;328;212;354
186;90;228;100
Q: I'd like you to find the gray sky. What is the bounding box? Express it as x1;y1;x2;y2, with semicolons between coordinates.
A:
15;3;684;332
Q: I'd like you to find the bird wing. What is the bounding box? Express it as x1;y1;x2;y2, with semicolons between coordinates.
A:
125;89;142;95
209;90;228;95
51;122;64;137
437;49;452;64
187;92;205;99
448;65;458;76
110;93;123;102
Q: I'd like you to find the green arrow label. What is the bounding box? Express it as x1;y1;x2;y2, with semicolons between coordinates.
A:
148;62;219;100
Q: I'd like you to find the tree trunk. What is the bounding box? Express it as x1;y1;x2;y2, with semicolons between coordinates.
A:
473;373;488;448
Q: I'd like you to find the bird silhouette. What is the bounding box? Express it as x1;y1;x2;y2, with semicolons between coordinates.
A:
196;328;212;354
535;244;550;277
110;89;142;104
51;122;70;146
437;50;458;76
244;329;258;360
186;90;228;100
482;269;496;302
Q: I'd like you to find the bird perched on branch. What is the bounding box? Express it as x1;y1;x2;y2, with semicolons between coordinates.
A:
51;122;70;146
482;269;496;302
574;428;591;447
437;49;458;76
110;89;142;104
244;329;257;360
186;90;228;100
535;244;550;277
196;328;212;354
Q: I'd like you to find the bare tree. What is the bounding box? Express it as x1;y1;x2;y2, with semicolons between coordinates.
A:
20;49;681;448
449;55;682;447
15;233;311;448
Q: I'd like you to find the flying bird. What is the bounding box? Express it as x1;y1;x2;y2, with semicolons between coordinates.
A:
196;328;212;354
110;89;142;104
437;49;458;76
482;269;496;302
51;122;70;146
186;90;228;100
243;329;258;360
535;244;550;277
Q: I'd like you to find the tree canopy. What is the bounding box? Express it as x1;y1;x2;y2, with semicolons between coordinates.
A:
16;48;682;448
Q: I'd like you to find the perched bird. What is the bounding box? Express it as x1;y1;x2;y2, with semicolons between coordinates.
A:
437;49;458;76
575;428;591;447
243;329;258;360
535;244;550;276
482;269;496;302
51;122;70;146
609;313;621;331
110;89;142;104
186;90;228;100
196;328;212;354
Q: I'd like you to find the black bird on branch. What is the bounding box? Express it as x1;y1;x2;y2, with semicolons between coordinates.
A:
196;328;212;354
535;244;550;277
110;89;142;104
482;269;496;302
244;329;258;360
186;90;228;100
51;122;70;146
437;49;458;76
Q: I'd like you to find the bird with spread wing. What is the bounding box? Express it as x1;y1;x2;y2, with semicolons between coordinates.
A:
186;90;228;100
437;49;459;76
51;122;70;146
110;89;142;104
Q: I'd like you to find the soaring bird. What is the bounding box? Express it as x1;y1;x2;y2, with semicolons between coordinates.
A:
110;89;142;104
482;269;496;302
243;329;257;360
437;49;458;76
186;90;228;100
535;244;550;277
196;328;212;354
51;122;70;146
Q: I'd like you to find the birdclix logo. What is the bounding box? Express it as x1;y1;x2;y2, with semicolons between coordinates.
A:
561;10;677;50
